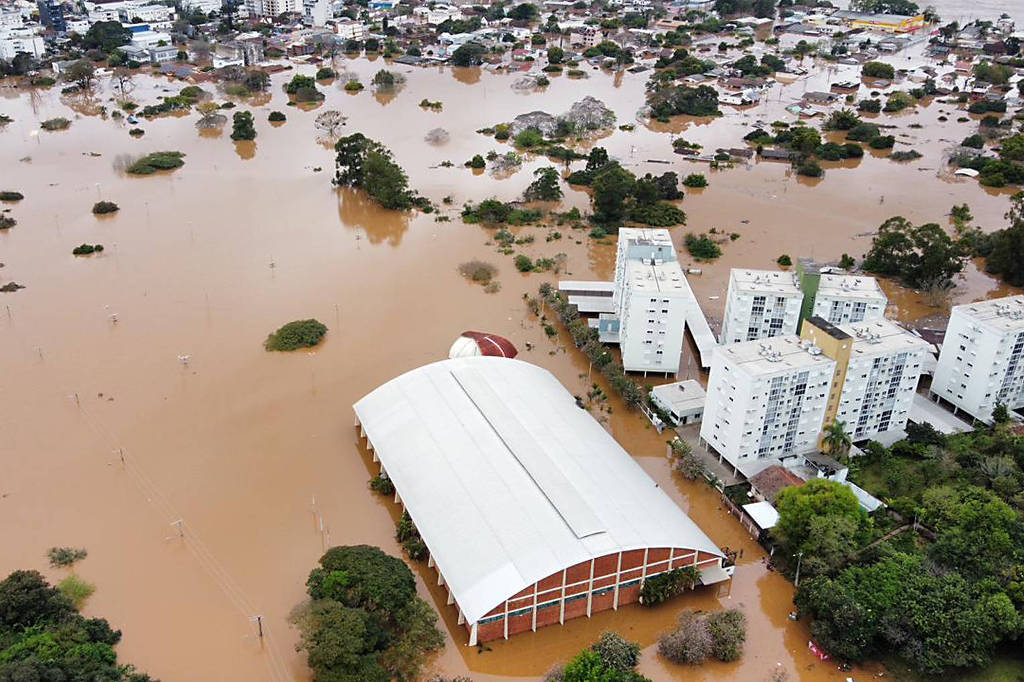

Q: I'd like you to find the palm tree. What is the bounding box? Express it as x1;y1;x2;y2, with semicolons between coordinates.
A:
822;420;852;458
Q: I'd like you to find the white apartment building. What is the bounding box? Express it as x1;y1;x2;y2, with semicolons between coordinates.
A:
700;335;836;477
932;295;1024;423
618;256;690;375
836;319;928;441
559;228;691;375
570;25;599;47
720;269;804;345
303;0;329;25
245;0;299;18
0;26;45;59
811;274;887;325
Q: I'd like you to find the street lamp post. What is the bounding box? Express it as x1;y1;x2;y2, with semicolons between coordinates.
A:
794;551;804;587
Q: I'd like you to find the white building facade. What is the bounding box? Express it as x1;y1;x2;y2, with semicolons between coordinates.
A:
700;336;835;477
0;26;44;59
932;295;1024;423
812;274;888;325
720;269;804;345
835;319;929;441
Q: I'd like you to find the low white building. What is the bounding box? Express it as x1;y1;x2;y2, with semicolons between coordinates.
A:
413;3;462;25
650;380;705;425
179;0;224;14
932;295;1024;423
333;18;365;40
811;274;887;325
700;335;836;477
720;269;804;345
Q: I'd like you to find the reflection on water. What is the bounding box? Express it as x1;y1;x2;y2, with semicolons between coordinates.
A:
335;187;410;246
234;140;256;160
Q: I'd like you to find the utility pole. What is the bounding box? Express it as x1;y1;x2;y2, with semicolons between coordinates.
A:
250;615;263;638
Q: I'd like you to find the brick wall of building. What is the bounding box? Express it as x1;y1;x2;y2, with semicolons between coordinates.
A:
457;547;722;643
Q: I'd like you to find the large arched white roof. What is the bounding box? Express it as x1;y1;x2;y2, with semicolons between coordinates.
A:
353;357;722;625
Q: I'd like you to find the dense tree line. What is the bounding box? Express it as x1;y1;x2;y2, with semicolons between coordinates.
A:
780;416;1024;674
0;570;154;681
566;148;685;226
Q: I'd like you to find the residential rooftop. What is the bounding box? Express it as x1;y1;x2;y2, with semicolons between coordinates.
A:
714;334;835;375
729;268;802;296
625;258;689;294
840;318;931;356
950;295;1024;333
650;379;706;414
816;273;887;302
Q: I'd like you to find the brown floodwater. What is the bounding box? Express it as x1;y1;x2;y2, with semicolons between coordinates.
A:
0;46;1017;682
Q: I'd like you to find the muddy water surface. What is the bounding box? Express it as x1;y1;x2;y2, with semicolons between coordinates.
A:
0;51;1017;682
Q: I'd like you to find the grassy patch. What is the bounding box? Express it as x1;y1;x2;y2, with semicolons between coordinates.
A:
57;575;95;607
126;151;185;175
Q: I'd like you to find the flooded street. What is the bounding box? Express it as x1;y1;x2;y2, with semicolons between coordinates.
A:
0;50;1018;681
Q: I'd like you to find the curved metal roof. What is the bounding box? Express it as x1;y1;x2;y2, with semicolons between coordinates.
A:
352;357;722;625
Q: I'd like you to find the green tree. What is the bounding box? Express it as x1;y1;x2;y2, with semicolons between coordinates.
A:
451;42;486;67
307;545;417;618
591;163;636;224
862;61;895;79
81;21;131;52
64;59;96;91
861;216;966;288
230;110;256;141
822;420;852;458
547;46;564;64
334;134;413;210
823;108;861;131
507;2;539;20
524;166;563;201
775;479;865;554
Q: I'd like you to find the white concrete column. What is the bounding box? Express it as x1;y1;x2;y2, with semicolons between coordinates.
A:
558;568;567;624
457;609;465;625
503;600;509;640
427;554;435;569
612;551;623;610
447;587;454;606
531;583;538;632
585;559;595;617
437;570;444;587
469;623;478;647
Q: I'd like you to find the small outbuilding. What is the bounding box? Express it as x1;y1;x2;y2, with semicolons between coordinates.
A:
650;380;706;425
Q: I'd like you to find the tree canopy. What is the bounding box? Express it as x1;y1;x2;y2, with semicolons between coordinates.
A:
861;216;966;288
297;546;443;682
0;570;153;681
334;134;416;210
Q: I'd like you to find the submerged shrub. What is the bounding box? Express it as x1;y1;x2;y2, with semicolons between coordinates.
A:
126;151;185;175
264;319;327;351
92;201;119;215
72;243;104;255
0;191;24;201
48;546;88;567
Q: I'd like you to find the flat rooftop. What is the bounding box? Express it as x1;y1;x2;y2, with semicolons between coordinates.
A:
626;258;689;294
619;226;674;249
816;274;887;302
714;335;835;375
840;318;930;356
651;379;706;413
729;268;802;296
951;295;1024;334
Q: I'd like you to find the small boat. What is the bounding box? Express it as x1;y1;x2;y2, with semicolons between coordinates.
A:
126;115;139;124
